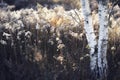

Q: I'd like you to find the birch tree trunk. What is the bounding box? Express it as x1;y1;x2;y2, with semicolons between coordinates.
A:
80;0;98;79
97;0;109;80
80;0;109;80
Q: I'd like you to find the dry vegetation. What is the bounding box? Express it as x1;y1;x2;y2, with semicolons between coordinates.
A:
0;0;120;80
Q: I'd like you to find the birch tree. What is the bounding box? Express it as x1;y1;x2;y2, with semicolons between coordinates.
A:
80;0;98;78
80;0;109;80
97;0;109;79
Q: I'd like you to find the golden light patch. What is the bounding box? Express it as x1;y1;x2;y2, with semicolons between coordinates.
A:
34;51;43;62
49;15;64;27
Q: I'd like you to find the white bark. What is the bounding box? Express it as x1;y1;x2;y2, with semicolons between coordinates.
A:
80;0;97;71
97;0;109;79
80;0;109;79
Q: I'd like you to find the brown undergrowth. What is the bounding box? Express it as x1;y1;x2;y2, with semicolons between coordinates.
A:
0;3;120;80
